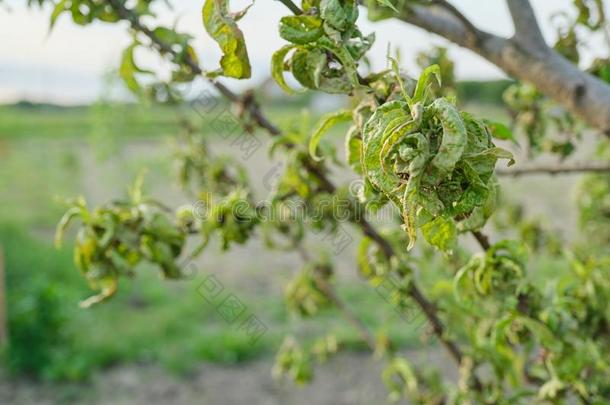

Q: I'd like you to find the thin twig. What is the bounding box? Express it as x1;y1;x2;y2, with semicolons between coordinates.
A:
471;230;491;251
276;0;302;15
296;246;377;351
496;162;610;177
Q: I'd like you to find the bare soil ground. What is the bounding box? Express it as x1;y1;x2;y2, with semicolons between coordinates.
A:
0;349;456;405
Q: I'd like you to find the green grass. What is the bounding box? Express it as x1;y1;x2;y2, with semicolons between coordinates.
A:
0;102;309;140
0;224;421;381
0;103;177;139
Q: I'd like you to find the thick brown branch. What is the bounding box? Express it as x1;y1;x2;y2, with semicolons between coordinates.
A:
392;3;610;134
496;162;610;177
506;0;547;49
430;0;481;45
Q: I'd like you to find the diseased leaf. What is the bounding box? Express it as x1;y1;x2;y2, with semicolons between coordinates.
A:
202;0;251;79
362;100;410;203
80;270;118;308
279;15;324;45
317;36;361;89
421;215;457;252
360;68;516;251
309;110;353;161
412;64;441;105
426;98;467;185
382;357;418;401
271;45;298;94
320;0;359;32
56;176;192;307
345;126;363;174
291;48;326;88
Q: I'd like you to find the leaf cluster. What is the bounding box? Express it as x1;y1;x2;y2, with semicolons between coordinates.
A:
272;0;373;94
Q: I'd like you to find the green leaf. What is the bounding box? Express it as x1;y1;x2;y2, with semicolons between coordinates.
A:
291;48;353;94
345;126;363;174
485;120;516;142
271;45;298;94
309;110;352;161
119;41;153;94
376;0;398;12
152;27;192;47
279;15;324;45
357;237;373;277
80;271;118;308
412;64;441;105
382;357;418;401
320;0;359;31
426;98;467;184
362;100;411;204
366;0;399;21
54;206;81;248
317;36;361;89
202;0;251;79
49;0;67;30
291;48;327;89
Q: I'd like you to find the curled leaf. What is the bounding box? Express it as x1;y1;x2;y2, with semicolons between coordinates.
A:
309;110;353;161
202;0;251;79
120;41;153;93
360;68;515;251
54;206;82;248
271;45;298;94
279;15;324;45
412;64;441;106
320;0;359;31
427;98;467;185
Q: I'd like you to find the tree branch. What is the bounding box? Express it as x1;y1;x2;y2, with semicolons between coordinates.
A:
471;230;492;251
506;0;547;50
430;0;481;45
390;3;610;135
496;162;610;177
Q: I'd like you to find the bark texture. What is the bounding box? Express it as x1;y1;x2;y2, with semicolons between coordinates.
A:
387;0;610;134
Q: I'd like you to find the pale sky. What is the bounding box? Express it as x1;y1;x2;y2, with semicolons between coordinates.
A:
0;0;596;104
